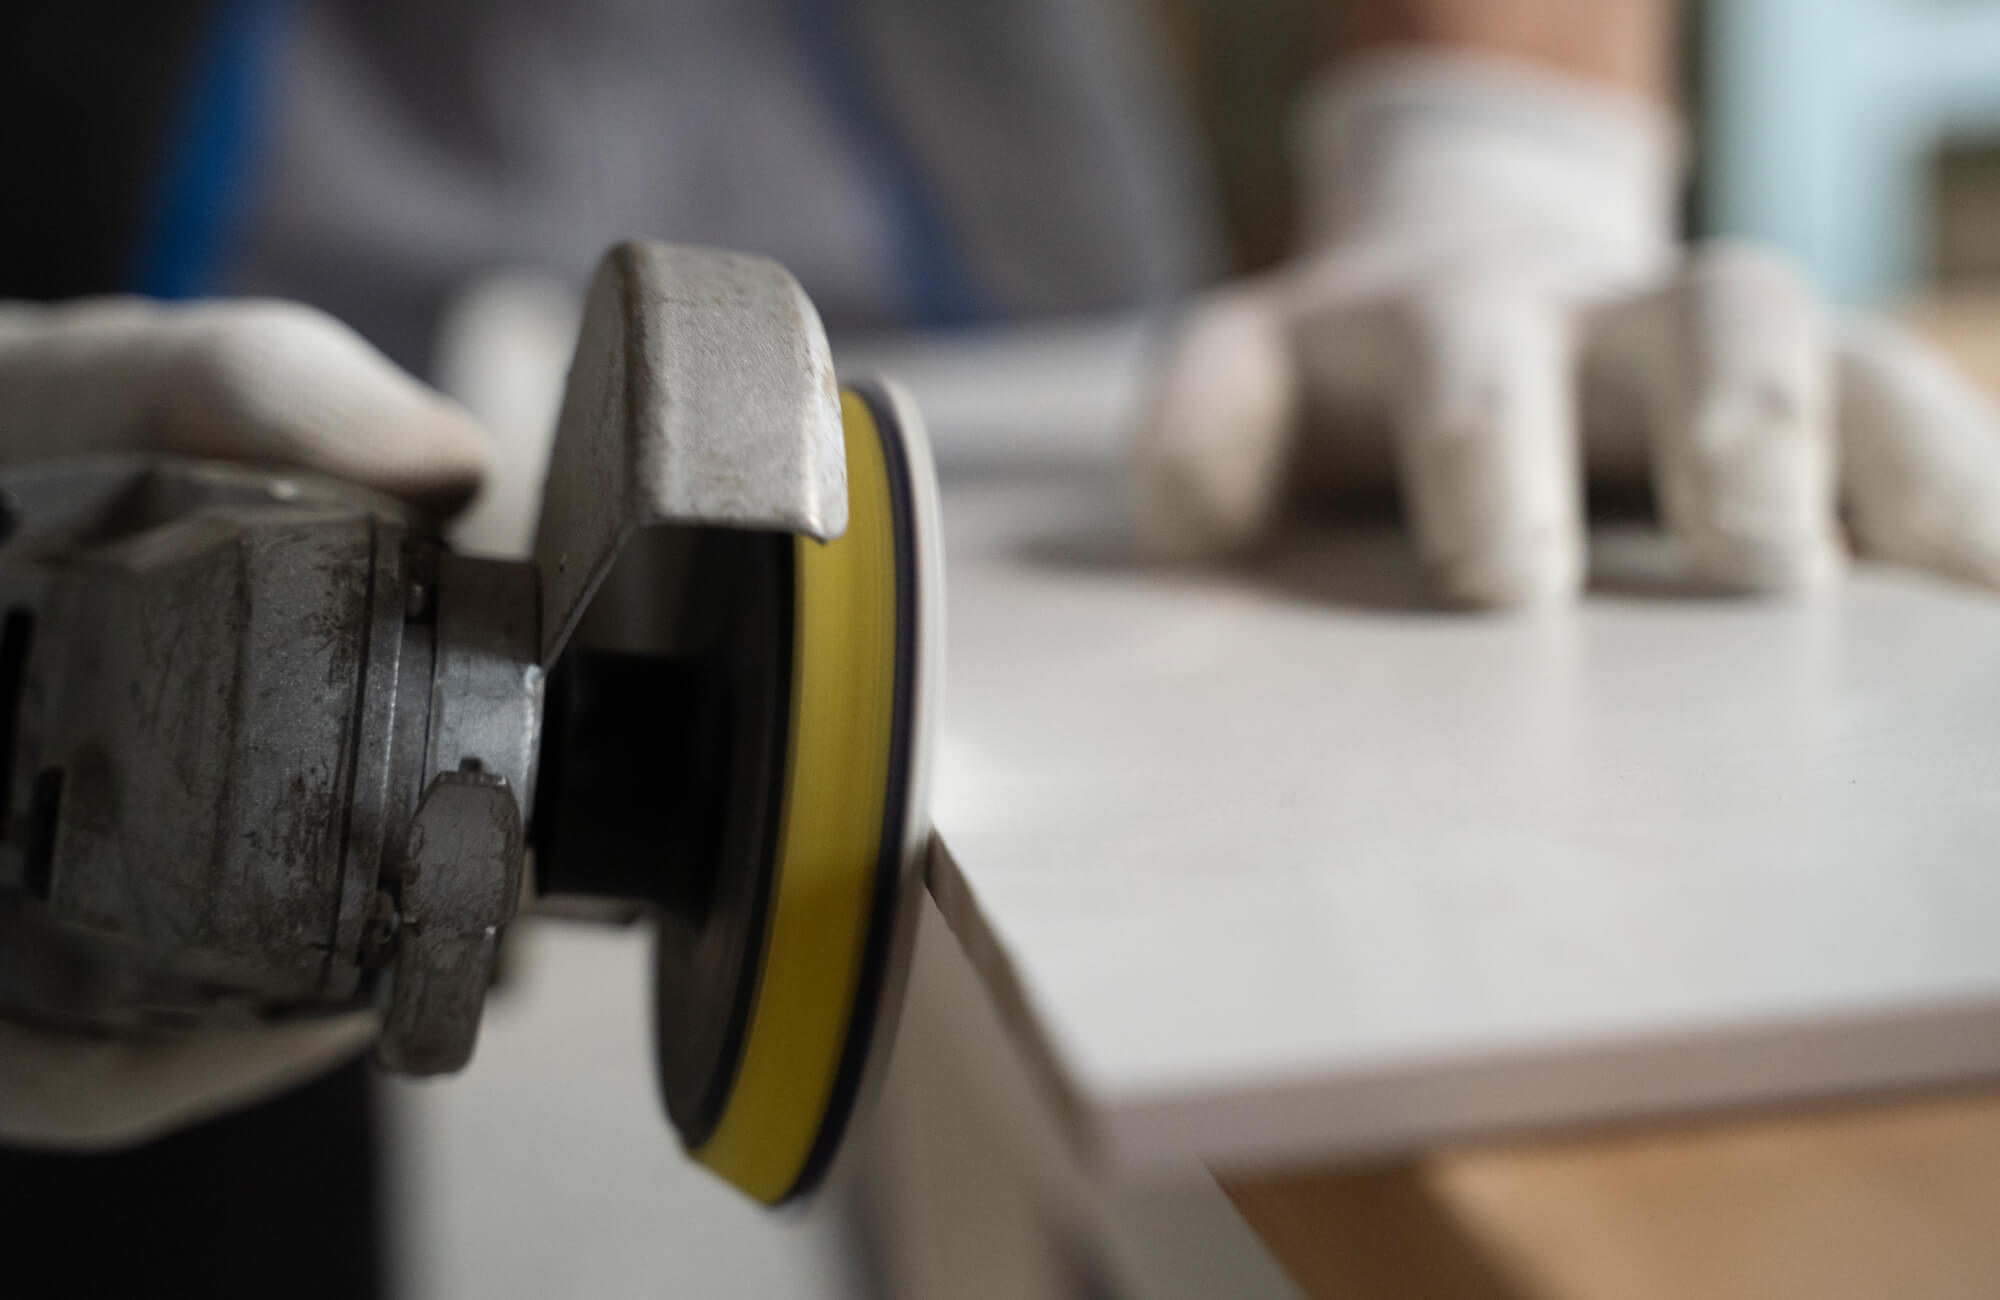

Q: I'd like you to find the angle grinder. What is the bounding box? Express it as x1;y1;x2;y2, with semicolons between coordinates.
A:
0;242;942;1205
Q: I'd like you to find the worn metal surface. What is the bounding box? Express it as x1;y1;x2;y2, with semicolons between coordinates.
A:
429;552;542;811
534;241;845;665
378;770;525;1074
0;463;402;1019
0;241;864;1097
0;458;536;1045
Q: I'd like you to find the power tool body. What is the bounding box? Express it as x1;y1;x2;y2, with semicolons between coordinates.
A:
0;243;940;1204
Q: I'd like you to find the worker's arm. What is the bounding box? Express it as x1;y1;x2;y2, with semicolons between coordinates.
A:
1133;0;2000;602
1336;0;1674;98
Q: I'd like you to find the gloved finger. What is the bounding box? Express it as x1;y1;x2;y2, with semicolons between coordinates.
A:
0;1011;377;1150
1589;245;1843;592
1388;280;1583;607
1130;286;1298;558
0;298;492;512
1837;314;2000;588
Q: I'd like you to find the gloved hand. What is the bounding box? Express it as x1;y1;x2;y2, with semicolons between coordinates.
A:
0;297;489;508
0;296;491;1148
1132;53;2000;605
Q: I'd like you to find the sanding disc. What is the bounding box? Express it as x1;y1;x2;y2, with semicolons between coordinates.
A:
679;381;941;1204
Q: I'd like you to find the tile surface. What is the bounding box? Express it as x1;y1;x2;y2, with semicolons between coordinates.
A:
932;466;2000;1173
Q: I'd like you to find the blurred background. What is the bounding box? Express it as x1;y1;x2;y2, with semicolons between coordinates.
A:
407;3;2000;1293
7;0;2000;1296
1161;0;2000;391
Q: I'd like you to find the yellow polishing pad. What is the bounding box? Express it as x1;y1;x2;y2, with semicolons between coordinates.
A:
690;389;919;1204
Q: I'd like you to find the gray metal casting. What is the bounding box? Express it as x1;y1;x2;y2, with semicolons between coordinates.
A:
0;241;844;1076
534;241;845;665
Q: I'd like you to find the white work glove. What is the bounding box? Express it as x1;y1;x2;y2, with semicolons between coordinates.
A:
0;297;489;508
1133;53;2000;604
0;296;492;1147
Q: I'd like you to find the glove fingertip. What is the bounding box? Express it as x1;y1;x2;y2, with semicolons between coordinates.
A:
377;395;497;515
169;303;499;513
1681;529;1846;595
1130;290;1298;558
1430;530;1584;609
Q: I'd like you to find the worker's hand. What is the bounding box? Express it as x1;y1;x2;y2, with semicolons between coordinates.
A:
0;296;491;1148
1132;53;2000;604
0;1015;381;1149
0;296;490;511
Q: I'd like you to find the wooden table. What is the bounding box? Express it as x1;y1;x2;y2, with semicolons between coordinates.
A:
1221;1088;2000;1299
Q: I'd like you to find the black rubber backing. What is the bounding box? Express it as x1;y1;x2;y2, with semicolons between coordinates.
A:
528;385;921;1194
530;528;793;1149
